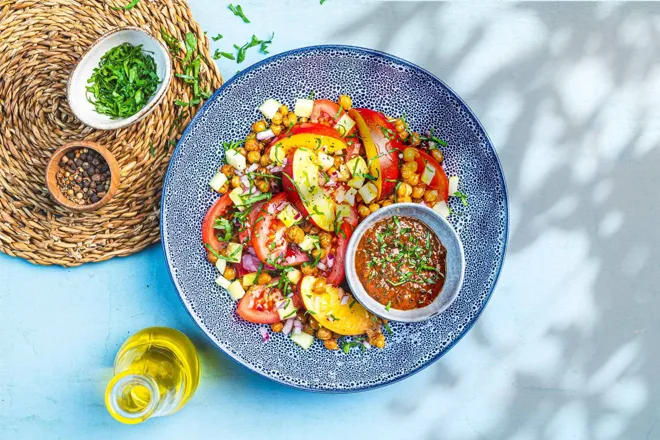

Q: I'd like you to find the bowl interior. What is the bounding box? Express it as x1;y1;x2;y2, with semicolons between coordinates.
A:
67;28;171;130
345;203;465;323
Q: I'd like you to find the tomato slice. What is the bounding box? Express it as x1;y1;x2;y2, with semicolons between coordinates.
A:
325;222;353;286
202;193;233;255
310;99;345;125
413;149;449;202
236;285;283;324
252;192;309;267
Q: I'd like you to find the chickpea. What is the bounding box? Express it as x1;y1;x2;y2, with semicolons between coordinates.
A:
218;183;229;194
206;251;218;264
309;226;320;235
299;117;309;123
357;204;370;218
313;277;326;294
430;148;444;163
397;182;413;198
423;189;439;203
318;232;333;249
245;138;260;151
402;160;419;173
369;333;386;349
399;130;409;140
245;133;256;141
221;164;234;177
223;266;236;281
285;113;298;126
256;180;270;193
403;147;418;162
300;222;312;233
278;105;289;115
237;147;247;156
311;248;327;260
270;322;284;333
355;193;363;204
368;203;380;213
381;200;393;207
252;120;267;133
412;185;425;199
307;319;319;331
338;94;352;110
324;339;339;350
408;173;421;186
257;273;272;285
394;121;406;133
398;196;412;203
410;132;421;146
260;154;271;167
247;151;261;164
231;175;241;188
316;327;333;340
333;156;344;168
270;124;283;136
271;112;283;125
286;225;305;244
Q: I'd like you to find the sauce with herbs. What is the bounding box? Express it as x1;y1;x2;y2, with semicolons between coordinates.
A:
355;215;446;310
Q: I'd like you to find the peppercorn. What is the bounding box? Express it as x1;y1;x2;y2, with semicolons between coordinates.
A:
55;148;111;205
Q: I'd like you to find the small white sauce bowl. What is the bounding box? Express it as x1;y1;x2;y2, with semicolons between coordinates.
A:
67;27;172;130
345;203;465;323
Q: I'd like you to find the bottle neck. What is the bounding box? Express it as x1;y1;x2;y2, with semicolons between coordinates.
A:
105;372;163;424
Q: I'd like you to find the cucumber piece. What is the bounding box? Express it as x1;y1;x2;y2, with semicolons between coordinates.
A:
290;331;315;350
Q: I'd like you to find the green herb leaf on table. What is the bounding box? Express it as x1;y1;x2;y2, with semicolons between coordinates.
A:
212;34;223;41
111;0;140;11
213;49;235;60
228;4;250;23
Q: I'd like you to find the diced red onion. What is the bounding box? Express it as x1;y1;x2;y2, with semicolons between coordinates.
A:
247;246;257;256
277;300;286;310
240;253;261;272
327;258;335;269
293;319;303;329
317;262;327;271
247;163;259;173
327;253;335;262
282;318;294;335
256;129;275;141
240;175;250;188
293;212;302;220
275;201;287;213
267;203;276;214
286;292;294;298
340;295;349;306
258;327;270;342
270;165;284;173
327;315;334;322
362;341;371;349
293;327;302;335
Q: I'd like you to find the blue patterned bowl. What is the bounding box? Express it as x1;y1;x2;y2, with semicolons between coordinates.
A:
161;45;508;392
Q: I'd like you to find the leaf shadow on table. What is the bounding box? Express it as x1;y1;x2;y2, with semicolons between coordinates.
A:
331;2;660;439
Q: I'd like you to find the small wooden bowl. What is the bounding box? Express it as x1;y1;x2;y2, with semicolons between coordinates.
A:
46;141;120;213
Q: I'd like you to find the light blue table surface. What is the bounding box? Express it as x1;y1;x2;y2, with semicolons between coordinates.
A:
2;2;660;439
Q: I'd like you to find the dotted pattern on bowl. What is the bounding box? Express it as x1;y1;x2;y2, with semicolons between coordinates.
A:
161;46;508;392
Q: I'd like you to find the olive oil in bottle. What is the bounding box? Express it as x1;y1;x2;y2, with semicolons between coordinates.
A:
105;327;200;424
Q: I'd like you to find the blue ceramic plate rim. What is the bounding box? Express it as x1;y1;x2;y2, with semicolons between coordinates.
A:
160;44;509;393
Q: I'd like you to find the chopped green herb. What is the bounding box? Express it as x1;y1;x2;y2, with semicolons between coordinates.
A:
453;191;468;207
309;90;315;99
214;49;235;60
349;299;356;308
111;0;140;11
85;43;161;119
235;33;275;63
212;34;223;41
213;217;234;241
383;322;393;335
385;301;392;311
228;4;250;23
149;142;155;157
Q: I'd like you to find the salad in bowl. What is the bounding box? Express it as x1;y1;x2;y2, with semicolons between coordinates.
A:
202;94;463;352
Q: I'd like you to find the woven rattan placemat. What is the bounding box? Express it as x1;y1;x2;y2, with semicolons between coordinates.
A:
0;0;223;266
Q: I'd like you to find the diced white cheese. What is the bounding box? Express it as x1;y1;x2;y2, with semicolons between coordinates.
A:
277;298;298;321
269;143;286;164
335;113;355;137
448;176;459;196
228;187;246;210
432;201;450;218
344;188;358;206
242;272;258;288
286;269;301;285
225;242;243;263
336;204;352;221
290;331;315;350
227;280;246;300
294;98;314;118
215;259;227;274
346;156;368;176
226;149;246;171
209;171;228;192
299;235;319;251
334;186;346;203
347;176;365;189
215;275;231;289
337;164;350;181
421;162;436;185
277;204;301;228
358;182;378;204
259;98;281;120
317;152;335;171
